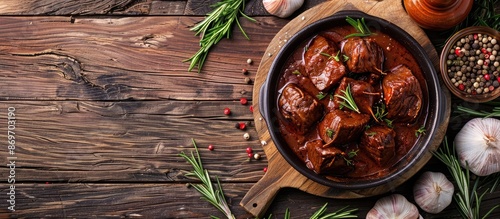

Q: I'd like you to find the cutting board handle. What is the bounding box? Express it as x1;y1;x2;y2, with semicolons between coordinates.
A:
240;170;282;218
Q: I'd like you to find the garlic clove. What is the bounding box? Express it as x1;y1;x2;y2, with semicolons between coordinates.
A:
263;0;304;18
366;194;421;219
455;118;500;176
413;171;454;214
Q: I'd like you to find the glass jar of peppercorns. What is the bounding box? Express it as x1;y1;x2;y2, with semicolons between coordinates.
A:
440;26;500;103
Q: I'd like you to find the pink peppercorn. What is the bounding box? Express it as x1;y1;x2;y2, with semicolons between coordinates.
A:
223;107;231;115
208;145;214;151
239;122;246;130
240;97;248;105
484;74;491;81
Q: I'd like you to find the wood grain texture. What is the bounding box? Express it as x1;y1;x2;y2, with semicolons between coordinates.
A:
0;16;288;100
0;0;324;16
0;100;270;182
3;181;500;218
0;0;151;15
0;0;498;218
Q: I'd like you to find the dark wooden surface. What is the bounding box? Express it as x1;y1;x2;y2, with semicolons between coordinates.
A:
0;0;498;218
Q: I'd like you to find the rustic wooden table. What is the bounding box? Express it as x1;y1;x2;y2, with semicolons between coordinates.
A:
0;0;499;218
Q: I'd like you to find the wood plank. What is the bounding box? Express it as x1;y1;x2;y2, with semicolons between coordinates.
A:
0;16;288;100
0;0;153;15
0;100;268;182
3;182;500;218
0;0;324;16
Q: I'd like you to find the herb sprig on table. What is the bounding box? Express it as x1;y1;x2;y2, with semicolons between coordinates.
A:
180;139;358;218
179;139;234;219
433;138;500;219
456;0;500;31
184;0;255;73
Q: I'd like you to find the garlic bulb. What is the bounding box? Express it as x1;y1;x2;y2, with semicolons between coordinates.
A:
263;0;304;18
455;118;500;176
366;194;421;219
413;171;454;214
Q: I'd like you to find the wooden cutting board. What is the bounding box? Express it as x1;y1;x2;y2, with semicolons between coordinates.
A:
240;0;451;217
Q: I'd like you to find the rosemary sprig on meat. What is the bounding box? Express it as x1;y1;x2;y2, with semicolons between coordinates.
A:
345;16;372;38
185;0;255;73
335;84;360;113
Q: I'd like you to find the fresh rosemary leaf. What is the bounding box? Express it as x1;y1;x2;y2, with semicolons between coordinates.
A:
181;139;359;218
456;105;500;118
347;150;359;159
384;118;393;128
374;103;388;122
321;52;333;59
345;16;372;38
292;70;301;75
415;126;426;137
326;129;334;138
185;0;255;73
179;139;235;219
335;84;360;113
317;92;328;100
433;138;500;219
311;203;357;219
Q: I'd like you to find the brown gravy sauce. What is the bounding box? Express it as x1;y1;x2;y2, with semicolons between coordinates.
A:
276;25;429;180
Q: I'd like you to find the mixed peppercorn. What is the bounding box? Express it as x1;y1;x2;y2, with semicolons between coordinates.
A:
446;33;500;95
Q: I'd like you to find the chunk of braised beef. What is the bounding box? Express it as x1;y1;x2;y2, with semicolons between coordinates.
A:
360;126;396;166
318;109;370;147
341;37;384;73
333;77;378;115
303;35;346;91
278;83;324;134
306;140;351;174
382;65;423;123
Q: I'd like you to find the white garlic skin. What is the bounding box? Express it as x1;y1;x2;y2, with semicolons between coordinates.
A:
455;118;500;176
413;171;454;214
263;0;304;18
366;194;421;219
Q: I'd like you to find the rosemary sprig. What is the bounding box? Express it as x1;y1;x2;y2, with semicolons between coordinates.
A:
273;203;357;219
454;0;500;33
335;84;360;113
345;16;372;38
184;0;255;73
309;204;357;219
432;0;499;49
179;139;235;219
374;103;388;122
415;125;426;137
433;138;500;219
181;139;359;218
317;92;328;100
326;129;335;138
332;51;349;62
456;105;500;118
